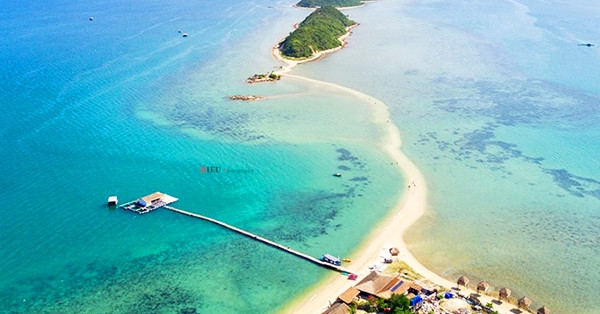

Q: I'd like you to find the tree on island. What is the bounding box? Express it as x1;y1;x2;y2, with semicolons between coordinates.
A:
279;6;356;58
297;0;362;8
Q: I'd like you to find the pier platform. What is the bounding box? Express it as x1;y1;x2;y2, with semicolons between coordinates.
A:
119;192;178;214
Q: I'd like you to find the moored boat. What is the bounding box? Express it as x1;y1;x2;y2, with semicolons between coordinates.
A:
321;253;342;266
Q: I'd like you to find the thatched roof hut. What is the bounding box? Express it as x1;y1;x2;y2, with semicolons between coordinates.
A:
457;275;469;287
518;296;532;309
355;271;400;298
338;286;359;304
537;305;551;314
389;247;400;256
477;281;489;293
499;287;512;300
322;302;351;314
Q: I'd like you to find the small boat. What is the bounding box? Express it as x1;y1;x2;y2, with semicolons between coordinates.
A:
333;173;342;177
321;253;342;266
348;273;358;280
343;258;352;263
89;17;94;21
578;43;594;47
107;196;118;206
182;33;189;37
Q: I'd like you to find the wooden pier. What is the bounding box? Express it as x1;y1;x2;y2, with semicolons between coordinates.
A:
164;206;354;274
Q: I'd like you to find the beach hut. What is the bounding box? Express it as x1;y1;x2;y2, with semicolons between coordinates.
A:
355;271;401;299
389;247;400;256
457;276;469;288
537;306;550;314
477;281;489;293
338;287;359;304
322;302;351;314
499;287;512;300
518;296;532;309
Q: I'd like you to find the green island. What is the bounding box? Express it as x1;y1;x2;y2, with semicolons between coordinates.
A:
296;0;363;8
279;6;356;59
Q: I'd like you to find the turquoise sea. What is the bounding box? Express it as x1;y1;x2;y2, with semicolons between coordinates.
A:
2;0;599;313
0;0;404;312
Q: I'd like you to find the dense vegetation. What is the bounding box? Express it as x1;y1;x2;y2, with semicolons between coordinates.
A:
352;294;412;314
297;0;362;8
279;6;356;58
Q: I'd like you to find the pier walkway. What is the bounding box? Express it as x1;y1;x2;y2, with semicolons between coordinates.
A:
164;206;354;274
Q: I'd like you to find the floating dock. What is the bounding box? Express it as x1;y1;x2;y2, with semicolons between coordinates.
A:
164;205;353;274
119;192;178;214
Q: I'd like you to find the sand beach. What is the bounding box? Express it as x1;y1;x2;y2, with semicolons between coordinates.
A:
275;6;532;314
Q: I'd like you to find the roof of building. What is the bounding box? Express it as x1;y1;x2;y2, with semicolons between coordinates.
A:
322;302;350;314
142;192;165;203
355;271;400;298
537;306;551;314
390;281;423;295
338;286;360;304
457;275;469;286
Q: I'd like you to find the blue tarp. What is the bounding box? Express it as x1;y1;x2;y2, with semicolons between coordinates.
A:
410;295;423;306
444;292;453;299
137;199;147;207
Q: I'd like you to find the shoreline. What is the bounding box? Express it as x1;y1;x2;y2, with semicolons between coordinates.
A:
272;24;358;75
272;31;525;314
277;76;525;314
269;4;530;314
277;74;431;313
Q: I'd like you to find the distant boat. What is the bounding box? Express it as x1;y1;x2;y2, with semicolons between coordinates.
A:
343;258;352;262
578;43;594;47
182;33;189;37
107;196;118;206
89;17;94;21
333;173;342;177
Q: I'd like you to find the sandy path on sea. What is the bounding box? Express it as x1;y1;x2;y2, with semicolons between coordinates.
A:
276;74;524;314
269;13;523;313
277;74;431;313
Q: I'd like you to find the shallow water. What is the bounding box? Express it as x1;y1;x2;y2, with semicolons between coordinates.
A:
294;0;600;312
